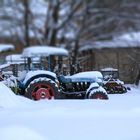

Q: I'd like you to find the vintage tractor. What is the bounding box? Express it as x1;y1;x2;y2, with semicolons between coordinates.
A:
58;71;108;99
101;68;128;94
1;45;108;100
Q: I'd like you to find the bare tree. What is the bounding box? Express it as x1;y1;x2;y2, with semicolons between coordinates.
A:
22;0;30;47
40;0;140;74
0;0;140;77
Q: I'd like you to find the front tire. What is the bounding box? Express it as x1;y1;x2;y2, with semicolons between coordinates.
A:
88;91;108;100
25;78;59;100
86;84;108;100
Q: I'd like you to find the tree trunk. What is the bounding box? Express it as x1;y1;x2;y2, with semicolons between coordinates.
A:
135;69;140;86
70;40;79;75
23;0;30;47
49;29;57;46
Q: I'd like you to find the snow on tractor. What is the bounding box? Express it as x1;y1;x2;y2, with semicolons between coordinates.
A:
58;71;108;99
101;68;129;94
1;46;108;100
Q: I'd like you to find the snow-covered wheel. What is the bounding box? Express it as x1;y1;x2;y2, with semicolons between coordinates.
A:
88;91;108;100
25;78;59;100
121;86;127;94
86;83;108;100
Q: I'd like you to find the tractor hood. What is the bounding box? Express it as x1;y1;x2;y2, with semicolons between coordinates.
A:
66;71;103;83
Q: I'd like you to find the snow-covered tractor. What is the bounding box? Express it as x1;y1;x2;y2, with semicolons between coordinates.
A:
101;68;128;94
1;46;108;100
58;71;108;99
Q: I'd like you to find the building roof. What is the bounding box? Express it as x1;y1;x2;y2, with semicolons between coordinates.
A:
0;44;15;53
80;32;140;52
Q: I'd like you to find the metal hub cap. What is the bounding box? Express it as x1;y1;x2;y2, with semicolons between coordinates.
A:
32;88;52;100
40;91;46;98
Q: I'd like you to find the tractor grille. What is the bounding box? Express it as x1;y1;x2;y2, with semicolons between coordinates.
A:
61;82;90;92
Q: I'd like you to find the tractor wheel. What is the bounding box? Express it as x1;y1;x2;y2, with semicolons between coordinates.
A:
86;86;108;100
122;86;127;93
88;91;109;100
25;78;59;100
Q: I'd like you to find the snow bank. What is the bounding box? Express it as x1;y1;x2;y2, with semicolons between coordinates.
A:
0;125;47;140
0;84;140;140
0;82;28;108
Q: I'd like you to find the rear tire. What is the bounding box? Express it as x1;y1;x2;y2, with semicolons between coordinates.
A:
25;78;59;100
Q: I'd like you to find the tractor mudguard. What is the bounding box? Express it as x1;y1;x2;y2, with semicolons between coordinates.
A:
24;74;56;88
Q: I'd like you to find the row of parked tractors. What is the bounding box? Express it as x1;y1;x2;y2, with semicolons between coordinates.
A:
0;46;130;101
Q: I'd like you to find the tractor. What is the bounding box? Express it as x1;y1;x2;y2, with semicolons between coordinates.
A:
101;68;129;94
1;46;108;100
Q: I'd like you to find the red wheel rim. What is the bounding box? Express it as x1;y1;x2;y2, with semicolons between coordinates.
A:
31;83;55;100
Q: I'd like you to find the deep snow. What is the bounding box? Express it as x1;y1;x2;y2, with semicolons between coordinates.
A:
0;83;140;140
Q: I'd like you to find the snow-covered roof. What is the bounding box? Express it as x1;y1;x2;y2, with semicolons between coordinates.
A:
114;32;140;42
0;63;11;70
22;46;68;57
5;54;24;63
80;32;140;51
101;67;118;72
0;44;15;53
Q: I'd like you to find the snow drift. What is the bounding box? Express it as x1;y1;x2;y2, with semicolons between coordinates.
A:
0;125;47;140
0;82;30;108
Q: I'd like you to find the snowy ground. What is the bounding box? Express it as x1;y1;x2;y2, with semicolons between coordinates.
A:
0;83;140;140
